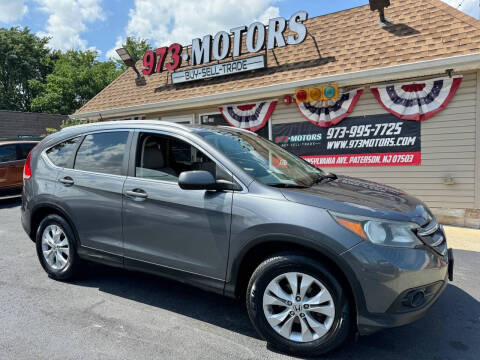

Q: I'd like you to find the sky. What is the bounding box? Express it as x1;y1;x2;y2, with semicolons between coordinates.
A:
0;0;478;61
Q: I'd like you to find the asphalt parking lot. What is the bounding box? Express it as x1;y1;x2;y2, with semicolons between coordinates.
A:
1;197;479;360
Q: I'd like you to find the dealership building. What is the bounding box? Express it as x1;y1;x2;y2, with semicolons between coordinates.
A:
71;0;480;228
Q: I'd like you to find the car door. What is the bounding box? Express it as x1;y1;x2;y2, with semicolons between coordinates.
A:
122;130;234;281
55;130;132;257
0;144;20;191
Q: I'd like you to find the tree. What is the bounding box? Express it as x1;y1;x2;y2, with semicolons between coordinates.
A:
113;36;151;70
31;50;122;115
46;118;98;135
0;27;54;111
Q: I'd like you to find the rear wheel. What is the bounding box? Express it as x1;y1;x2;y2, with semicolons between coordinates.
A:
36;214;81;280
246;254;351;356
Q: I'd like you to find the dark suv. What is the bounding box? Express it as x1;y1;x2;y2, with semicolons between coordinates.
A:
21;121;453;356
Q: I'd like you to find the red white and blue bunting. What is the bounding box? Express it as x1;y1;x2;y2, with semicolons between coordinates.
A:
296;89;363;127
370;76;462;121
219;100;277;132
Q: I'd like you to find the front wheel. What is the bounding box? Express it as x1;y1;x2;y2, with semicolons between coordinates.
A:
246;254;351;356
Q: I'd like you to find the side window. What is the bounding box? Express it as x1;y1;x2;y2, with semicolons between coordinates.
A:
74;132;129;175
0;145;18;163
46;137;82;168
17;143;37;160
135;133;229;182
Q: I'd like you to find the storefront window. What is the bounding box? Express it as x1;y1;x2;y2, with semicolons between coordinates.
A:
200;113;270;139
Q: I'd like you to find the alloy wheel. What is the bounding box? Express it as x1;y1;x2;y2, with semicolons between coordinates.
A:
41;224;70;271
262;272;335;342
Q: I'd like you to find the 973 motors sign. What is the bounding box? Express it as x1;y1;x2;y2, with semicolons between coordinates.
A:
141;11;308;83
273;114;421;167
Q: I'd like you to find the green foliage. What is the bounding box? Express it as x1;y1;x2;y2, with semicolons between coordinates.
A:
46;117;98;135
0;27;54;112
113;36;151;70
45;127;59;135
0;26;126;116
31;50;122;115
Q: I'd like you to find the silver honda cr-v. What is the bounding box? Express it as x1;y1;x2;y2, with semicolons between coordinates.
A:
21;120;453;356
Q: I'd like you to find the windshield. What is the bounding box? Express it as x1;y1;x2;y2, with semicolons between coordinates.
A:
197;128;326;187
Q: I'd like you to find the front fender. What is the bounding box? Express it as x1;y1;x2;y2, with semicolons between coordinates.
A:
224;229;368;322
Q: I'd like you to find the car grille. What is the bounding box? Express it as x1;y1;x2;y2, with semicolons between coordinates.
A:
416;217;447;255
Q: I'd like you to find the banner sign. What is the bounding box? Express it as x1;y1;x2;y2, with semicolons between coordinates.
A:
273;114;421;167
371;76;462;121
219;100;276;131
296;89;363;127
172;56;265;84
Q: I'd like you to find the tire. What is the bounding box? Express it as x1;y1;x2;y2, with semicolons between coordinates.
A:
246;253;351;357
36;214;81;280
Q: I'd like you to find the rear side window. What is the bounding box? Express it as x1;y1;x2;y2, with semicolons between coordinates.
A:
46;137;82;168
0;145;17;163
17;143;37;160
74;132;129;175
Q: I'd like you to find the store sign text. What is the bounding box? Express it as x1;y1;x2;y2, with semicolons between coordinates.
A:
273;114;421;167
172;55;265;84
142;10;308;77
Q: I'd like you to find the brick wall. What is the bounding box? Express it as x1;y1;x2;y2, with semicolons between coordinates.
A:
0;111;66;138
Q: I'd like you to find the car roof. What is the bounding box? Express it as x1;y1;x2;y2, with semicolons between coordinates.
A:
56;120;253;136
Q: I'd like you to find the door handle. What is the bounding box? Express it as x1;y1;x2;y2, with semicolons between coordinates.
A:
59;176;74;186
125;189;148;199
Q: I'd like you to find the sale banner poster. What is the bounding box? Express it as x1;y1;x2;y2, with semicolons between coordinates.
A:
273;114;421;167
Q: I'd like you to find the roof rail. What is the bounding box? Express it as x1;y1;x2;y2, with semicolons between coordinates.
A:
61;120;192;132
217;125;255;134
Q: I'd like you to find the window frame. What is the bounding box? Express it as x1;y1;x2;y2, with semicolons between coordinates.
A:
198;111;222;125
160;114;194;124
43;136;83;169
43;130;133;177
72;130;133;177
128;129;246;191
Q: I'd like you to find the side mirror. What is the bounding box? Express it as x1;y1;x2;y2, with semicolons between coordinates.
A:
178;170;242;191
178;170;217;190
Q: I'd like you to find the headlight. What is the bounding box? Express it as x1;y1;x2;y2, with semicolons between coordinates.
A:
363;219;421;247
331;212;422;248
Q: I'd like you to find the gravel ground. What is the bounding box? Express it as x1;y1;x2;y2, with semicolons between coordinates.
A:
0;197;479;360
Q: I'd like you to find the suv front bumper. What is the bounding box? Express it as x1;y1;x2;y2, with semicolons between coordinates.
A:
342;240;453;335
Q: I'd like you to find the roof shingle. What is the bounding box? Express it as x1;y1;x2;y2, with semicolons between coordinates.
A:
76;0;480;115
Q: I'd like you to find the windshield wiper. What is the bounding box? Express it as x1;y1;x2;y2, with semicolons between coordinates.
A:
311;173;338;185
267;183;310;188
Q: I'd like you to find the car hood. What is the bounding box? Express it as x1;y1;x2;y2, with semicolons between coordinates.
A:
280;175;432;225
